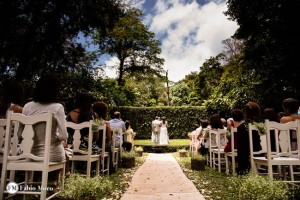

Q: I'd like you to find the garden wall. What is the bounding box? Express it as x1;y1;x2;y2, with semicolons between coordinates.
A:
114;106;208;139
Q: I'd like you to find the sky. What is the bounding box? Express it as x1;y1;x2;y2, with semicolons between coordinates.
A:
102;0;238;82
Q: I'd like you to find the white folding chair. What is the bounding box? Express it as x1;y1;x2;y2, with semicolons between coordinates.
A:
0;111;65;200
189;130;197;155
0;119;7;181
249;120;300;183
0;119;19;183
66;121;100;177
225;127;238;175
211;129;227;172
98;124;110;175
111;128;122;170
206;128;217;167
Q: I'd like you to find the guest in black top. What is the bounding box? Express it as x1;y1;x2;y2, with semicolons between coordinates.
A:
236;102;263;175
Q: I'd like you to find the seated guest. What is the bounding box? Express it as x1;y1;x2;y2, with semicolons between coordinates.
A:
66;92;98;146
263;107;280;151
109;111;132;152
92;101;115;174
125;120;136;144
21;75;68;179
22;75;68;162
280;98;300;151
92;101;113;146
197;119;209;155
236;102;263;175
224;108;244;153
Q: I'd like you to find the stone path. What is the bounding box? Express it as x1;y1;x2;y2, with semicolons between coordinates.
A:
121;153;205;200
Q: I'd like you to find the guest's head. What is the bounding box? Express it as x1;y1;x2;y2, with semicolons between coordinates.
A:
33;75;60;104
282;98;299;116
93;101;108;119
245;101;262;123
209;114;223;129
125;120;131;129
113;111;121;119
231;108;244;122
73;92;94;123
201;119;209;129
263;107;280;122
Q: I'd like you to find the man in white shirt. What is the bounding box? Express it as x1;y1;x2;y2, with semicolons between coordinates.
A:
151;116;162;143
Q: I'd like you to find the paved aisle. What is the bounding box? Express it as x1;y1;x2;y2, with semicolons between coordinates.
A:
121;153;205;200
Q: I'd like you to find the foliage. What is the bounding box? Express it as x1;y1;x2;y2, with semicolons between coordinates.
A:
178;148;188;153
121;150;136;158
59;174;113;200
134;146;144;152
175;153;297;200
117;106;207;139
225;0;300;110
228;173;289;200
124;75;167;106
191;154;206;161
94;7;164;86
0;0;124;81
170;82;191;106
252;122;266;135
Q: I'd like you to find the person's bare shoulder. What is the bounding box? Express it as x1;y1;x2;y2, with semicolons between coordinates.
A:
280;116;294;123
9;104;23;113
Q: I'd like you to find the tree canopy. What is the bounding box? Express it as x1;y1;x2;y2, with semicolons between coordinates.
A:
0;0;124;81
94;8;164;86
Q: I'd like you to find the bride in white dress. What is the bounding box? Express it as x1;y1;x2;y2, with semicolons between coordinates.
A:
160;117;169;145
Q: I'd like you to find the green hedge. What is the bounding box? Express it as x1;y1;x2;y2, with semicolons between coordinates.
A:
113;106;208;139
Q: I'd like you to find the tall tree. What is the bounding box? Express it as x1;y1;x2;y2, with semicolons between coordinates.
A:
225;0;300;107
194;55;224;105
94;8;164;86
0;0;124;81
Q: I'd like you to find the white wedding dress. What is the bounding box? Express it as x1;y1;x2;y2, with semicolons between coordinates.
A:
160;122;169;145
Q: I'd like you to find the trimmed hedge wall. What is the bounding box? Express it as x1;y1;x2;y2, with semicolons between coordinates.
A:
113;106;208;139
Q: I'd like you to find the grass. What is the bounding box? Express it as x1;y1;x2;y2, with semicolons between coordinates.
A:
24;139;300;199
134;139;190;146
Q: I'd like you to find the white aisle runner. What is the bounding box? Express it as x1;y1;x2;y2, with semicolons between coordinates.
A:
121;153;205;200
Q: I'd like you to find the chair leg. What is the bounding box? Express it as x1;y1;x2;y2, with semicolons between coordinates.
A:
225;154;229;175
268;164;273;180
96;160;100;176
40;170;48;200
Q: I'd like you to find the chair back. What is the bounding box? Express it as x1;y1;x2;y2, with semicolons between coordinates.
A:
98;124;107;157
209;129;227;150
265;119;300;158
4;111;53;162
112;127;123;153
249;123;267;157
230;127;238;153
0;119;6;156
66;120;94;156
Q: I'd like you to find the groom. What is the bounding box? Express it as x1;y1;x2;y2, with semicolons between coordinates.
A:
152;116;162;143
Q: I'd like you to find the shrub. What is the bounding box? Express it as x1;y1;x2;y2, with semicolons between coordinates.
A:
135;146;144;152
58;174;113;200
121;150;136;158
191;154;206;161
228;173;289;200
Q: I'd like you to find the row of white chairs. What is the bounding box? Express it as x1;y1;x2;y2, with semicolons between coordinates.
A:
0;111;121;200
206;120;300;185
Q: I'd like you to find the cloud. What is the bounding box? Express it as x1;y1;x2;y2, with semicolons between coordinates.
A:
103;0;238;82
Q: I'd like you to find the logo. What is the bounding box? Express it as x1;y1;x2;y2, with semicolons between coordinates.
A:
6;182;18;194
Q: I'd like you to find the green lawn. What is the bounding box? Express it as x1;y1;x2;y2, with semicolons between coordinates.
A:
134;139;190;146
